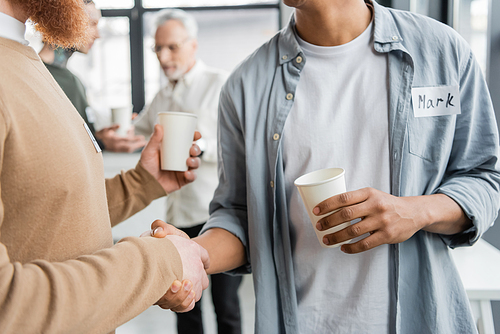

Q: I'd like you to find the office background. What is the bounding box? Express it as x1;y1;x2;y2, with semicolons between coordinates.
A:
64;0;500;331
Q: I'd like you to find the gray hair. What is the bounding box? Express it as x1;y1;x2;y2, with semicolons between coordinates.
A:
152;9;198;39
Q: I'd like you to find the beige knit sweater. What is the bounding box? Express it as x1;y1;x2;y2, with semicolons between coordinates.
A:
0;37;183;333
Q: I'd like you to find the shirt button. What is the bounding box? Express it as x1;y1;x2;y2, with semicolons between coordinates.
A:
296;56;303;63
273;133;280;140
286;93;294;100
393;152;398;160
392;36;399;41
282;55;288;60
270;181;274;188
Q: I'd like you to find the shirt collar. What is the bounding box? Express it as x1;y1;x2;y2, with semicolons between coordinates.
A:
182;59;204;87
0;12;28;45
167;60;203;93
278;15;303;65
278;0;406;64
371;1;404;47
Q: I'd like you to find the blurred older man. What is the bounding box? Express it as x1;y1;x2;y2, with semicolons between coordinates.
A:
0;0;210;332
134;9;242;334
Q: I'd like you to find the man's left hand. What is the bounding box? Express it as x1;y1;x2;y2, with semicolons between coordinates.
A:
313;188;469;254
140;124;201;194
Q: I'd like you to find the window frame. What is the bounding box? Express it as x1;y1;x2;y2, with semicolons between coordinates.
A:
101;0;281;113
488;0;500;124
101;0;499;123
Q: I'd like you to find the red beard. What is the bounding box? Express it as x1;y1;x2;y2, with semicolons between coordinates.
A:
10;0;91;48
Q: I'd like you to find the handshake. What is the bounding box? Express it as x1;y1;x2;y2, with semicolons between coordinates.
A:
140;220;210;313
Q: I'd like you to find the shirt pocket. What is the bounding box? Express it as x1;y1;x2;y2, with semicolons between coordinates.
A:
407;115;456;162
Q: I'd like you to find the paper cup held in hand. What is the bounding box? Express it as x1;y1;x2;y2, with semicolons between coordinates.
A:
158;111;198;171
111;106;133;136
294;168;352;248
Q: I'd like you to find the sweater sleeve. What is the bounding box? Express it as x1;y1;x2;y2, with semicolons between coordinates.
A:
0;237;183;334
105;162;167;227
0;107;183;333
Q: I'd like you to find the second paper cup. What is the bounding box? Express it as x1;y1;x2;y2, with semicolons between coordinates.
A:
294;167;352;248
158;111;198;171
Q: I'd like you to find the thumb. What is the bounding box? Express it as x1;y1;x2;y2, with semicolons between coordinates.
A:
199;245;210;270
150;124;163;145
151;219;189;239
142;124;163;156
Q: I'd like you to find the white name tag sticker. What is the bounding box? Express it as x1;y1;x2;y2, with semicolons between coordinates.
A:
84;123;102;153
411;85;460;117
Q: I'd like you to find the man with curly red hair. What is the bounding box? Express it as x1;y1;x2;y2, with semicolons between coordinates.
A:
9;0;90;48
0;0;211;332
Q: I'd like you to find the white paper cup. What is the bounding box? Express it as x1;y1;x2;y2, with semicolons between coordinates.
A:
294;168;352;248
158;111;198;171
111;106;133;136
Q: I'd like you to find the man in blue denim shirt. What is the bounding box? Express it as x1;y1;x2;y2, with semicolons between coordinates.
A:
191;0;500;332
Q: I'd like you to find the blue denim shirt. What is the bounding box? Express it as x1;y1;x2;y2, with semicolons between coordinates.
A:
203;1;500;333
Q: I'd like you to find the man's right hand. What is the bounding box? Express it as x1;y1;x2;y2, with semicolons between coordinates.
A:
164;235;210;304
140;219;189;239
149;220;246;276
140;220;201;312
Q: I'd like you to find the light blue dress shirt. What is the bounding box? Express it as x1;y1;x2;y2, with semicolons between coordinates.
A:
203;1;500;333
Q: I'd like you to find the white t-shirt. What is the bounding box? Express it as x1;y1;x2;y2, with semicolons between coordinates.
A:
283;21;391;333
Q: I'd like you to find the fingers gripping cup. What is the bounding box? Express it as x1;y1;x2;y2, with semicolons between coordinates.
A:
158;112;198;171
294;168;352;248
